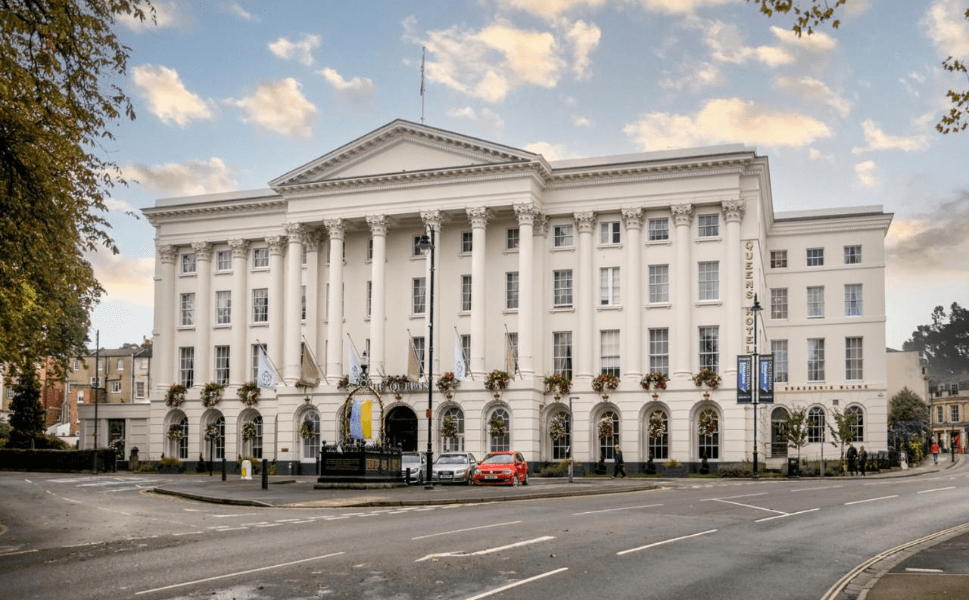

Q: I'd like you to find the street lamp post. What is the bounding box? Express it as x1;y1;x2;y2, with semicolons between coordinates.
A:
750;295;763;480
569;396;577;484
417;227;436;490
93;330;100;474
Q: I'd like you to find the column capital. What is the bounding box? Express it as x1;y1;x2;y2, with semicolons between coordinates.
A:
228;238;250;258
267;235;287;255
574;211;596;234
534;214;550;237
323;218;345;240
467;206;490;228
158;244;177;264
671;203;694;227
621;207;644;230
284;222;307;242
191;241;213;260
303;228;323;252
514;202;540;226
722;199;745;223
366;214;389;237
421;210;442;231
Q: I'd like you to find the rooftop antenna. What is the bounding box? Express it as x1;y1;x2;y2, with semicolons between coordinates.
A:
420;46;426;124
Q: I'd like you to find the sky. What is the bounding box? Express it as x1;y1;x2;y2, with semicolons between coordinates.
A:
89;0;969;352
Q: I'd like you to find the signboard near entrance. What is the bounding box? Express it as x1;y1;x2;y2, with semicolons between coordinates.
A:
737;355;753;403
759;355;774;404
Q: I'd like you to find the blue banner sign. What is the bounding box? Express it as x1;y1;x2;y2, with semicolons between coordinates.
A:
737;355;753;403
758;355;774;404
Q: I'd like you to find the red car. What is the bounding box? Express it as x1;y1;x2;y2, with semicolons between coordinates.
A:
472;451;528;486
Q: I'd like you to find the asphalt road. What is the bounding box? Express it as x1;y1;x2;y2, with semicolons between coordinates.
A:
2;465;967;600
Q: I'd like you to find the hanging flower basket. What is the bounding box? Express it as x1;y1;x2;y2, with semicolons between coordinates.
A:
300;422;316;440
489;415;507;438
241;421;257;442
648;414;666;441
640;372;669;391
337;375;350;390
592;373;620;397
698;410;718;438
549;414;568;441
204;424;221;442
543;373;571;398
436;372;459;397
165;384;186;408
484;369;511;393
237;381;260;407
440;414;458;439
167;424;185;441
201;382;224;408
692;369;721;390
597;416;614;440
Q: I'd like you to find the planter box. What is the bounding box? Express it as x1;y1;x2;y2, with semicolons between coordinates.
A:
158;465;185;474
660;466;689;478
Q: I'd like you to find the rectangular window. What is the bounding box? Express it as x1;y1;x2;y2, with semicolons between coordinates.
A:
698;261;719;301
649;265;669;303
553;332;573;380
951;405;960;422
216;250;232;271
553;269;573;307
807;247;824;267
179;347;194;388
253;247;269;269
698;213;719;237
770;250;787;269
772;340;789;383
412;277;426;315
460;335;471;369
412;235;424;257
180;293;195;326
111;381;121;393
413;337;425;378
600;330;620;376
505;272;519;310
844;245;862;264
771;288;788;319
649;329;669;376
600;267;620;306
807;286;825;318
845;284;863;316
699;326;719;373
506;332;518;372
117;359;124;371
648;218;669;242
461;231;473;253
845;337;863;381
366;281;372;318
367;239;373;261
506;228;520;250
301;243;307;265
252;288;269;323
938;405;945;423
251;343;266;382
135;382;145;398
599;221;621;244
553;224;574;248
73;359;79;371
807;338;825;382
180;253;196;275
216;291;231;325
215;345;230;385
461;275;472;311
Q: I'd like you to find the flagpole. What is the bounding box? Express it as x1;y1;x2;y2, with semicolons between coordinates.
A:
420;46;426;125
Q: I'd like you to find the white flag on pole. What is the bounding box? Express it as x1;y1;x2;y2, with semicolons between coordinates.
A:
347;340;362;385
256;346;277;390
454;333;467;381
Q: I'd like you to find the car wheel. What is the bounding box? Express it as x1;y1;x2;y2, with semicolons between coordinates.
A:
512;474;520;487
418;472;424;485
522;474;528;486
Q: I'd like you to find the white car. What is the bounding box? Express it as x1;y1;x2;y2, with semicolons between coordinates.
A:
431;452;477;484
401;452;427;485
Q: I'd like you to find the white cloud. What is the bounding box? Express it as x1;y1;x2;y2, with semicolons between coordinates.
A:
523;141;574;161
852;120;930;153
571;114;593;127
774;76;851;117
124;157;237;196
118;0;189;31
923;0;969;57
226;79;317;138
319;68;377;104
633;0;737;14
495;0;736;18
623;97;832;150
704;21;793;67
268;34;322;66
220;1;259;22
769;25;838;53
660;62;721;91
132;64;213;127
564;20;601;79
87;252;155;307
447;107;505;129
808;148;824;161
103;197;136;214
855;160;879;188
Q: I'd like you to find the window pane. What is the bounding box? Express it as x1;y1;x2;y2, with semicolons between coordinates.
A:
807;248;824;267
648;265;669;303
698;214;719;237
180;293;195;326
844;245;862;264
553;332;572;379
845;284;863;316
600;267;619;306
252;289;268;322
506;228;520;250
649;329;669;376
699;326;719;372
698;262;719;301
461;275;472;311
648;218;669;241
600;330;620;376
506;272;519;310
807;286;824;318
553;270;573;307
845;337;863;380
771;288;788;319
770;250;787;268
554;224;574;247
216;291;231;324
599;221;620;244
772;340;788;383
808;338;825;382
412;278;426;314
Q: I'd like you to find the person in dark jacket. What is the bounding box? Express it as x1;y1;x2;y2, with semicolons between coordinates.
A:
858;446;868;477
846;443;858;476
613;445;627;478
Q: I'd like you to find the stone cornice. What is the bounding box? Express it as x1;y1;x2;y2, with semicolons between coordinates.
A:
143;198;285;225
545;163;748;190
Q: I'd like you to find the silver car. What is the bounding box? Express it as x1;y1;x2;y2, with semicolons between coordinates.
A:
401;452;427;485
431;452;477;484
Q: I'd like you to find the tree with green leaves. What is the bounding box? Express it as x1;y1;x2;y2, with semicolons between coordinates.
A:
827;407;859;471
8;367;45;448
0;0;152;373
783;405;809;463
887;387;930;454
902;303;969;378
748;0;969;134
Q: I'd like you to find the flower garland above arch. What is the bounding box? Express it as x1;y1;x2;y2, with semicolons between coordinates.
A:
237;381;260;407
167;424;185;441
165;384;186;408
484;370;511;393
543;373;571;398
436;372;459;395
698;410;718;438
440;414;458;439
549;413;568;441
693;369;721;390
597;416;614;440
201;382;224;408
640;372;669;391
592;373;620;394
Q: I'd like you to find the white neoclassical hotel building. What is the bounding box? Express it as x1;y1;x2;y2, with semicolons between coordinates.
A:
143;120;893;473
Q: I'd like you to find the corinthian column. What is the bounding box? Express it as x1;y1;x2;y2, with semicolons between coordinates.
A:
192;242;213;385
284;223;305;383
467;207;489;378
622;208;644;381
324;219;345;377
155;244;177;392
267;234;287;381
722;199;745;377
514;203;538;377
575;211;596;380
671;204;693;378
228;239;249;386
367;215;388;377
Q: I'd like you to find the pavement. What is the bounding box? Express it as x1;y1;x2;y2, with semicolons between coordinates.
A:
149;455;968;600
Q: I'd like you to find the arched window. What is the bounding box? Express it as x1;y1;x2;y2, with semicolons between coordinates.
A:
174;416;188;459
808;407;825;444
845;405;864;442
251;415;263;459
214;416;225;460
771;407;790;457
598;410;619;461
549;411;571;460
441;406;464;452
698;408;719;460
489;407;510;452
301;412;320;460
646;409;668;460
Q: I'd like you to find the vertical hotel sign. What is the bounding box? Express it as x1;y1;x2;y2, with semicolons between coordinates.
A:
744;240;756;353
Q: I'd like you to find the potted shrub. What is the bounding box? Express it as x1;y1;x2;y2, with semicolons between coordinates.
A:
661;458;688;478
436;372;459;398
543;373;571;399
165;384;186;408
592;373;620;399
158;455;185;474
237;381;260;407
201;382;224;408
484;370;511;398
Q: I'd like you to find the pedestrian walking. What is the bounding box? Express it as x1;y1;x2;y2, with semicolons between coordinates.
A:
932;441;940;464
613;445;627;478
846;443;858;476
859;446;867;477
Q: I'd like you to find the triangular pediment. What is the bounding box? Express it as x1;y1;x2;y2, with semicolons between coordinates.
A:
269;119;544;190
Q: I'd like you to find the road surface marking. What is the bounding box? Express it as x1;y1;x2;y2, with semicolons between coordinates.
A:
416;536;556;562
906;567;944;573
0;548;37;557
702;492;768;501
62;498;82;504
212;513;258;518
845;495;898;505
572;503;663;516
461;567;569;600
172;532;204;536
917;487;956;494
617;529;717;555
134;552;345;595
704;498;786;515
756;508;820;522
412;520;521;541
790;485;842;492
98;507;132;516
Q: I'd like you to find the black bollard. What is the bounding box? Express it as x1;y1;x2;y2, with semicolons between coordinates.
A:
261;458;268;490
221;458;226;481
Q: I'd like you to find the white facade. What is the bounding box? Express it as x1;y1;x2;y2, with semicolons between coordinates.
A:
143;120;892;471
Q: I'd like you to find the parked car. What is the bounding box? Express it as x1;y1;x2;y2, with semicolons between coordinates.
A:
472;451;529;486
401;452;427;485
431;452;477;484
